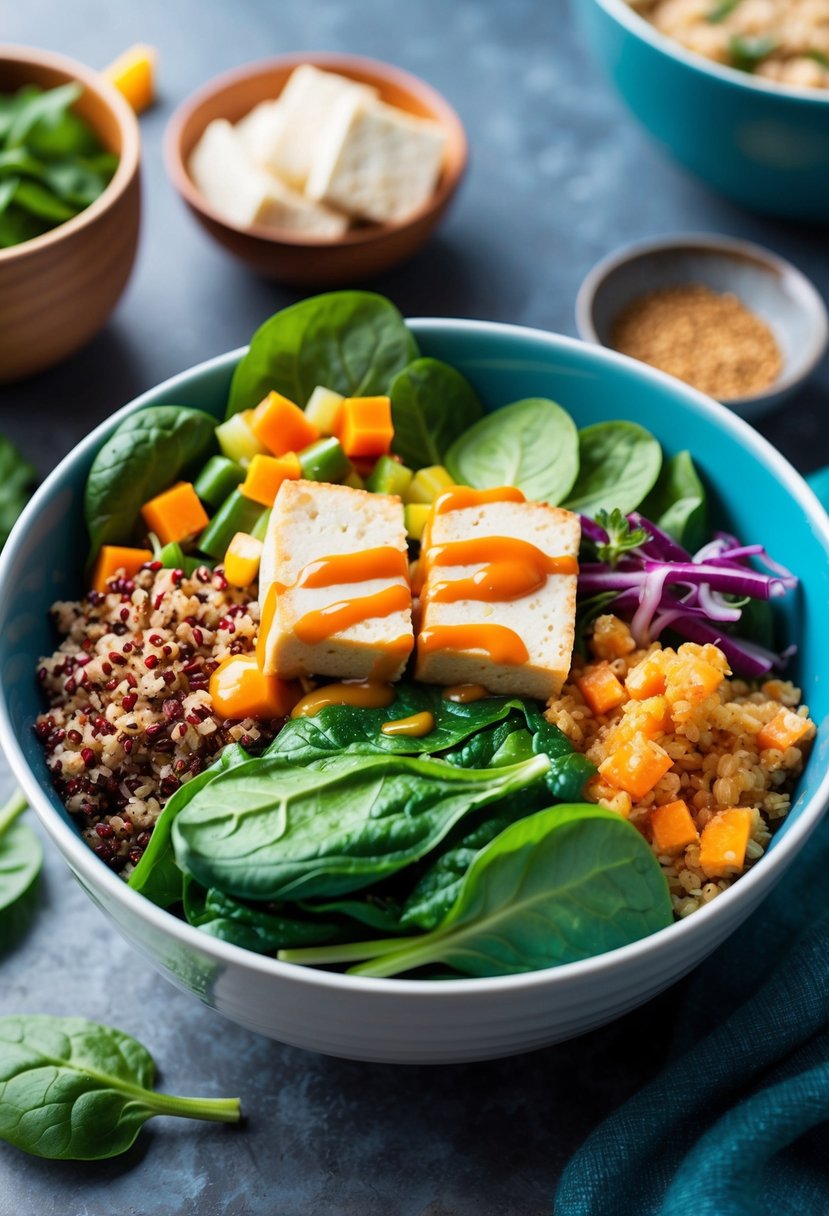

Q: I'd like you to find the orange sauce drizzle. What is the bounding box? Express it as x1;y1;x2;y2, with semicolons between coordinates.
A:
297;546;408;588
294;584;411;645
442;683;489;703
256;583;279;670
380;710;435;738
418;624;529;666
432;486;526;515
290;680;395;718
369;633;415;681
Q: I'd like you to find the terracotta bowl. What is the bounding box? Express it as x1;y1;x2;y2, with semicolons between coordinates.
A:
164;53;468;286
0;46;141;385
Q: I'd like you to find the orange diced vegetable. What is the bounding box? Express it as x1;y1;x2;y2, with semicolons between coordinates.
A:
91;545;153;593
103;44;157;114
650;800;699;855
614;696;672;744
699;808;752;877
339;396;394;459
140;482;209;546
756;708;811;752
591;615;636;660
598;734;673;799
240;452;301;506
665;654;724;704
224;532;263;588
209;654;300;720
251;391;318;457
576;664;627;715
625;652;667;700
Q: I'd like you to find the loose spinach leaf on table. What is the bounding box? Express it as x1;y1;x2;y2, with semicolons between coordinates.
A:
0;436;36;547
84;405;217;562
639;450;708;551
172;752;551;902
226;291;419;417
562;421;662;517
0;1015;240;1160
389;357;483;469
445;397;580;504
0;790;41;951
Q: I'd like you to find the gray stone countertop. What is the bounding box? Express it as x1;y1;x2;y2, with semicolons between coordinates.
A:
1;1;827;1213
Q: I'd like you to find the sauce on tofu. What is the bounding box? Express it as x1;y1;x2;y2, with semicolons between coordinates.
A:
418;624;530;666
290;679;395;718
294;584;411;644
296;546;408;588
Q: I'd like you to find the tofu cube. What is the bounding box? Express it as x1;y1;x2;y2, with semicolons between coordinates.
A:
235;99;286;165
415;500;581;700
259;480;413;681
189;118;348;238
306;98;447;224
263;64;378;190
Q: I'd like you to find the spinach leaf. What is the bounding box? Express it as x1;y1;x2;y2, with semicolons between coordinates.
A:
128;743;251;909
639;450;708;551
0;436;36;548
183;877;349;953
172;752;551;902
441;717;527;768
389;357;483;469
563;421;662;517
84;405;217;562
0;1015;240;1159
345;805;672;977
226;291;419;417
300;895;404;934
5;83;83;150
0;790;41;951
729;33;777;71
445;397;579;504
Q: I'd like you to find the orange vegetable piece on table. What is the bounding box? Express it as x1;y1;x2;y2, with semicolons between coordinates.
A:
140;482;209;546
209;654;300;720
91;545;153;593
576;664;627;715
699;808;752;877
103;44;157;115
251;392;318;457
650;799;700;855
625;652;667;700
224;532;263;588
240;452;302;506
339;396;394;458
598;734;673;800
756;708;811;752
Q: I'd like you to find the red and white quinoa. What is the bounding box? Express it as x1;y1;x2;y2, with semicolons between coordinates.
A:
35;563;283;875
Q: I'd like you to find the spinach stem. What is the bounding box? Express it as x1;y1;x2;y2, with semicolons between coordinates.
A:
0;788;28;841
143;1092;241;1123
278;935;419;967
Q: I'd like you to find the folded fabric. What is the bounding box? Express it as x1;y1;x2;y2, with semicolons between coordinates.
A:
554;812;829;1216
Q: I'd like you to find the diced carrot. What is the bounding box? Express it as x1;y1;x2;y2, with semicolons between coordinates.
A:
576;663;627;715
625;652;668;700
614;695;672;744
757;708;811;752
90;545;153;593
590;615;636;660
103;44;157;115
140;482;209;546
650;799;699;855
665;653;724;704
251;391;319;457
209;654;300;720
699;808;752;877
224;532;263;588
598;734;673;799
240;452;301;506
339;396;394;459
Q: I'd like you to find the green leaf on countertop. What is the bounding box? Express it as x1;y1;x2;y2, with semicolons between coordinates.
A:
0;436;36;548
0;790;41;953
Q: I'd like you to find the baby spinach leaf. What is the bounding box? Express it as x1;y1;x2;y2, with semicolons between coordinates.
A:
84;405;217;562
5;83;82;150
226;291;419;417
345;805;672;977
445;397;579;504
183;877;349;953
172;752;551;902
299;894;404;934
0;436;36;548
13;178;77;222
128;743;251;909
0;205;45;248
639;450;708;551
0;790;41;951
0;1015;240;1159
441;717;527;768
389;357;483;469
563;421;662;517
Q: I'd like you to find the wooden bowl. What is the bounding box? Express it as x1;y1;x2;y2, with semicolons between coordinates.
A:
164;53;468;286
0;46;141;384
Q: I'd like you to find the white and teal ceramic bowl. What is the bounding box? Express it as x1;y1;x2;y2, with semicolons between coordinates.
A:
1;320;827;1063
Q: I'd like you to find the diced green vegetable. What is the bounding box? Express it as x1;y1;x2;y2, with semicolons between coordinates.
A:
405;465;454;504
250;508;271;542
197;489;266;561
304;386;344;434
297;436;351;483
215;413;266;466
194;455;245;509
366;454;414;497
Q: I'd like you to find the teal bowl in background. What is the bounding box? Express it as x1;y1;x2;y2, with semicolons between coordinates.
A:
1;321;828;1062
576;0;829;222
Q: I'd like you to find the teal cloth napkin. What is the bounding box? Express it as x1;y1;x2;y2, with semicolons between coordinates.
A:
554;471;829;1216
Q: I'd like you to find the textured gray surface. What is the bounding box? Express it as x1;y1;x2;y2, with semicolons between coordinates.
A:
1;1;827;1213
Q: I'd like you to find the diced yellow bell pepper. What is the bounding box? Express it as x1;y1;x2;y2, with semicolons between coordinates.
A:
404;503;431;542
304;386;344;435
224;532;264;587
404;465;455;504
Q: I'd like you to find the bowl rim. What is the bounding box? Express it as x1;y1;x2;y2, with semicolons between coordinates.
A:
3;318;828;998
594;0;829;104
163;51;468;249
575;231;829;408
0;44;140;264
